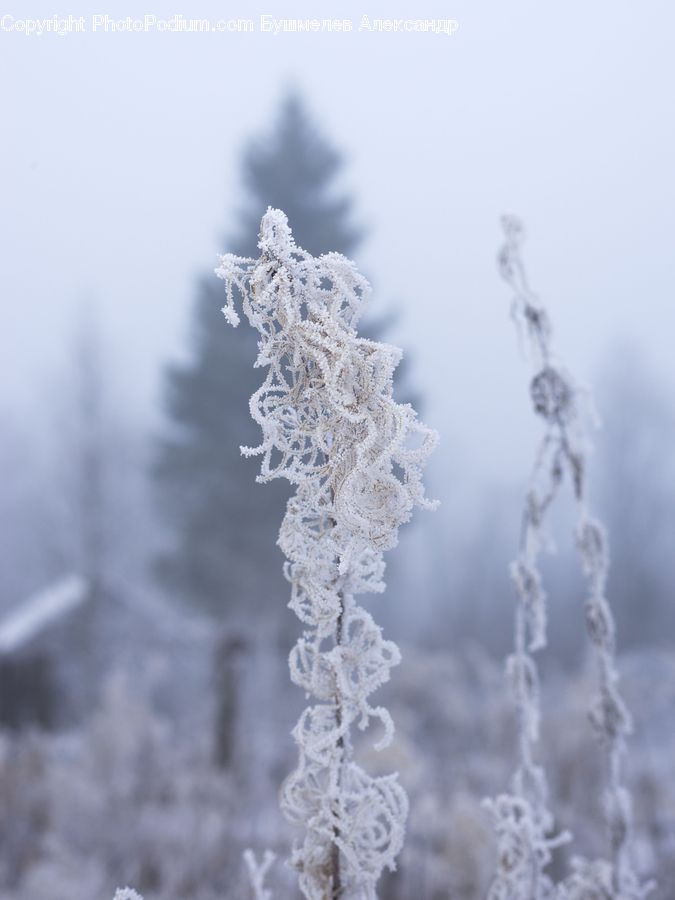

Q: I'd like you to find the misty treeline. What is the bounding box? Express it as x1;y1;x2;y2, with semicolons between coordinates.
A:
0;93;673;898
2;93;673;654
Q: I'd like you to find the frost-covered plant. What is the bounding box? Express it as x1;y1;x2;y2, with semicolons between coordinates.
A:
215;209;437;899
484;216;653;899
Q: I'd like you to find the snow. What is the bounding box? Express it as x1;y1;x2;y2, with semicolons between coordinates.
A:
0;575;89;654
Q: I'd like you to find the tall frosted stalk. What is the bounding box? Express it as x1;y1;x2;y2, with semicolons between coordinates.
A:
485;216;653;900
216;209;437;899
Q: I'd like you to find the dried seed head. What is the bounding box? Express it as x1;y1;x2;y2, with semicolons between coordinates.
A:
530;366;573;423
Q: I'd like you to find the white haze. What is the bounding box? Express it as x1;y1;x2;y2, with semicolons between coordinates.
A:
2;0;674;492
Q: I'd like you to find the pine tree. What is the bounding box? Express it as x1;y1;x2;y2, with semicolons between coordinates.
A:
154;92;362;623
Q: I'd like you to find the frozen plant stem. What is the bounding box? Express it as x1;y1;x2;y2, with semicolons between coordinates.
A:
331;637;343;895
244;849;277;900
330;488;344;898
485;216;653;899
332;589;344;897
216;209;437;900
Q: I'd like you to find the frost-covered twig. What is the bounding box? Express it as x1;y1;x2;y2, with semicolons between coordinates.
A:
485;216;653;899
244;848;276;900
216;209;437;899
113;889;143;900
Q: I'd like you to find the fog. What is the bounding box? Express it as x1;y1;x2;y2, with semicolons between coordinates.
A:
1;4;675;898
3;0;674;485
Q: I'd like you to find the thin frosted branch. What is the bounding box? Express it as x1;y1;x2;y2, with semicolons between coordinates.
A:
244;849;276;900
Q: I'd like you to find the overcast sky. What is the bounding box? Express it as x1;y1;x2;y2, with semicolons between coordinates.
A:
2;0;674;497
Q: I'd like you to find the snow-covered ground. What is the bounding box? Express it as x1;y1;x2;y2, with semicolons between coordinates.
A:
0;643;670;899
